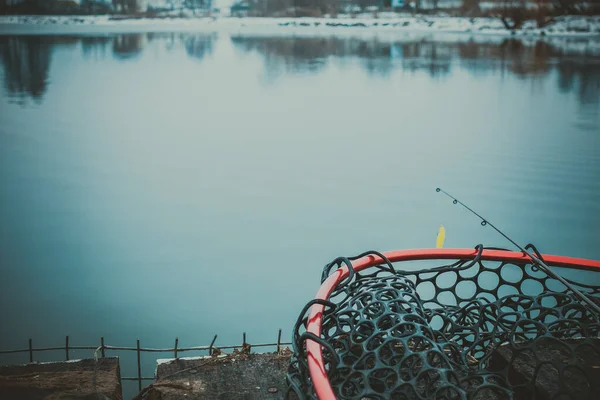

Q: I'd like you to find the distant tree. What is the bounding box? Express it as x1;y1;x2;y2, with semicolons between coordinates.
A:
533;0;555;27
20;0;47;13
491;0;528;30
461;0;480;16
112;0;138;13
247;0;294;16
184;0;211;13
81;0;112;14
185;0;207;8
357;0;381;11
552;0;585;14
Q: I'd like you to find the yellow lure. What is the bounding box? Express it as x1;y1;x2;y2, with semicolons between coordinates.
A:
436;225;446;249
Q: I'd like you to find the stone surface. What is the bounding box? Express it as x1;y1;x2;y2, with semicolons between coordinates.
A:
141;348;292;400
0;357;122;400
488;338;600;400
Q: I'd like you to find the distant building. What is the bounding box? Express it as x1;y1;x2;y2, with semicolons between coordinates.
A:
391;0;405;8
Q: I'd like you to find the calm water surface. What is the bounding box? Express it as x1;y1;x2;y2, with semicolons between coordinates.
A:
1;32;599;395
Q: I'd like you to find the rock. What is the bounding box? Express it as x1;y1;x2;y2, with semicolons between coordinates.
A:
144;350;292;399
0;357;122;400
488;338;600;399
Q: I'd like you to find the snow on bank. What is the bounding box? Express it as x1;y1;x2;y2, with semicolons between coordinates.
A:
1;15;599;38
156;355;215;366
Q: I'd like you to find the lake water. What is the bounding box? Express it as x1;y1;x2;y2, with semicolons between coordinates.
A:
1;31;599;397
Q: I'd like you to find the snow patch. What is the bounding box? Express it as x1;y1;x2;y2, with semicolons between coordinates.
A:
1;358;99;367
0;15;599;38
156;354;226;365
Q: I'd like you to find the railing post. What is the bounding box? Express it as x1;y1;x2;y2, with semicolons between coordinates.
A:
243;332;246;347
174;337;178;359
136;339;142;392
277;329;282;353
100;337;105;358
209;335;217;356
28;339;33;363
65;336;69;361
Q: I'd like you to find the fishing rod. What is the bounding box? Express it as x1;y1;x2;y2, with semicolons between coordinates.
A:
436;187;600;315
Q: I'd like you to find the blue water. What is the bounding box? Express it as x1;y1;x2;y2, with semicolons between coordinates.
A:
1;32;599;397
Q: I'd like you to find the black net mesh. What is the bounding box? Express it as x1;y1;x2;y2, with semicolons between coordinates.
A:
286;245;600;400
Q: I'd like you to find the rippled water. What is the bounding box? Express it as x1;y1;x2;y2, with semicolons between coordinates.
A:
0;32;599;396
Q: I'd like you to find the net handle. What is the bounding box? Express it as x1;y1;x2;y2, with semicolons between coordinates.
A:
304;248;600;400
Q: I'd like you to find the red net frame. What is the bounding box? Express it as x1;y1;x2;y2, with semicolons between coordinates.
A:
302;248;600;400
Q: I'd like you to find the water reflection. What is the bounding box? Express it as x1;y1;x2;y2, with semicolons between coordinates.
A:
396;40;452;77
1;33;599;106
0;36;53;103
557;61;600;105
147;32;179;52
81;36;112;59
113;34;144;60
232;36;600;105
185;34;216;60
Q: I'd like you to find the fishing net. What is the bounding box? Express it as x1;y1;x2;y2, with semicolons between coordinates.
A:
286;245;600;400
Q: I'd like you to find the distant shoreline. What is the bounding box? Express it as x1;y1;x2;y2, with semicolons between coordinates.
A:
1;15;599;38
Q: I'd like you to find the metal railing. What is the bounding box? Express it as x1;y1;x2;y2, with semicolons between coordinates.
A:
0;329;291;392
